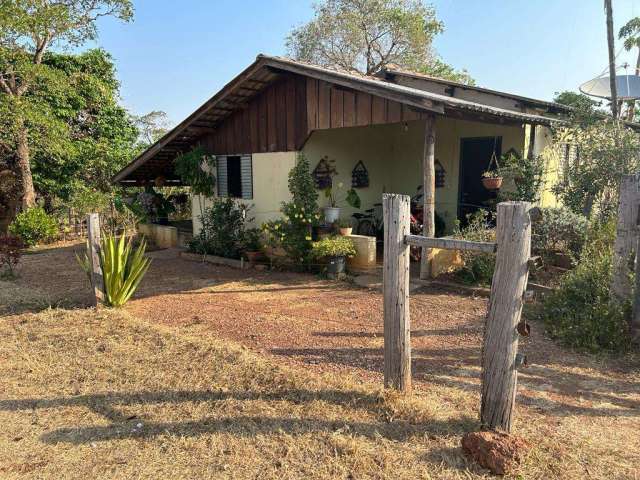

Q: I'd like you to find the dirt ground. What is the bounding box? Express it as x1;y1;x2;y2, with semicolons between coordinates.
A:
4;243;640;478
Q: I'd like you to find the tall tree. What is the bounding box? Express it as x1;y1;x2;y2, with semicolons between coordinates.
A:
0;48;138;231
134;110;170;147
0;0;133;216
619;17;640;121
286;0;473;83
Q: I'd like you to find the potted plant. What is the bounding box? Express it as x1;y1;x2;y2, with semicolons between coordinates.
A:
323;182;361;223
337;218;352;236
481;170;503;190
311;236;357;276
242;227;263;265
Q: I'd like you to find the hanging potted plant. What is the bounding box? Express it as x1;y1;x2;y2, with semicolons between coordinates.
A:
311;236;357;276
481;170;503;190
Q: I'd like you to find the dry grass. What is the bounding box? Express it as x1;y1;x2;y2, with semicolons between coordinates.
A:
1;246;639;478
0;306;636;480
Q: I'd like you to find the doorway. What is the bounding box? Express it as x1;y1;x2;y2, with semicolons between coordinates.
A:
457;136;502;224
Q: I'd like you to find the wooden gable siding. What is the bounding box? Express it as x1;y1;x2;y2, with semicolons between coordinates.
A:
200;74;429;156
305;78;427;131
201;74;308;155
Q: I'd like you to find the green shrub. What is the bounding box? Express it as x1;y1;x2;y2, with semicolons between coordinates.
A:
77;234;151;307
241;228;263;252
189;198;248;258
263;154;320;265
537;220;630;353
9;207;58;247
311;236;357;259
453;209;496;285
532;207;588;264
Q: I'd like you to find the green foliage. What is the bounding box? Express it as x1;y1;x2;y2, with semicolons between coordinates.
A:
453;209;495;285
532;207;588;264
9;207;57;246
241;228;263;252
286;0;471;83
77;233;151;308
538;221;630;353
551;119;640;219
263;154;320;265
337;218;352;228
499;153;546;203
174;146;217;197
0;49;139;202
311;236;357;259
189;198;248;259
288;153;319;213
553;91;601;113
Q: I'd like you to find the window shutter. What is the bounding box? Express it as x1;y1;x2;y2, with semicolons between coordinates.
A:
240;155;253;199
217;156;228;197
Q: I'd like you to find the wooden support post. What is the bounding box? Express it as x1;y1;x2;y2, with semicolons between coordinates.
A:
420;114;436;280
87;213;104;307
383;193;412;392
611;174;640;302
632;232;640;344
481;201;531;432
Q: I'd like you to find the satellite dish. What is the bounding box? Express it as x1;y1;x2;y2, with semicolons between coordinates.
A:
579;75;640;100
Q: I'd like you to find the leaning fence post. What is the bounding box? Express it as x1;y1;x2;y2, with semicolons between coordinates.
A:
481;201;531;432
87;213;104;307
382;193;412;392
611;174;640;302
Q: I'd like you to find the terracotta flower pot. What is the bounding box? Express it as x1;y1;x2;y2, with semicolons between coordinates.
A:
339;227;353;236
481;177;503;190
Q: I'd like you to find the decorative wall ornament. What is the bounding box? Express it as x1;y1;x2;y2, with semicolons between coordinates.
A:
435;159;446;188
312;156;336;189
351;161;369;188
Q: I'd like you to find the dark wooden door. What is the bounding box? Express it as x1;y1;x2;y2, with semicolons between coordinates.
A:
458;137;502;224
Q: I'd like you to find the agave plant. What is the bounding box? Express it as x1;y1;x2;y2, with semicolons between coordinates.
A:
77;234;151;307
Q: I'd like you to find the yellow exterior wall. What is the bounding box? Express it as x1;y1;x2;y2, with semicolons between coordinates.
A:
534;126;562;208
192;151;297;235
191;118;557;236
303;118;525;232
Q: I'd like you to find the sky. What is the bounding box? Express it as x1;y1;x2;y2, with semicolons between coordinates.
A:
89;0;640;125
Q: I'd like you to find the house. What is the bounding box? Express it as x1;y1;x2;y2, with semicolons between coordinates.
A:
113;54;568;275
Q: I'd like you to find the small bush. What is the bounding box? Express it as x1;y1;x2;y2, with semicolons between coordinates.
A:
532;207;588;264
189;198;248;258
0;235;24;278
77;234;151;307
311;236;357;259
262;154;320;266
453;210;496;285
537;220;630;353
9;207;58;247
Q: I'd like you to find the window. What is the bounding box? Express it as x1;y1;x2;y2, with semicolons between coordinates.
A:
216;155;253;199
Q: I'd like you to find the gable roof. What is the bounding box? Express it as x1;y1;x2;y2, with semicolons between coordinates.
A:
113;54;562;184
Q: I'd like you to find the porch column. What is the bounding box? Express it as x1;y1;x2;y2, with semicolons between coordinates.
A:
420;114;436;280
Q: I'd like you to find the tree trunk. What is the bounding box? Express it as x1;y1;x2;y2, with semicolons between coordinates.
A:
16;123;36;210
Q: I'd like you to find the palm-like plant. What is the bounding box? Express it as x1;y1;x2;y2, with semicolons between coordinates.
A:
619;17;640;120
77;234;151;307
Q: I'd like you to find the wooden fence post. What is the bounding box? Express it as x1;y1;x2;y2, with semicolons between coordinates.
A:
87;213;104;307
383;193;412;392
481;201;531;432
611;174;640;302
